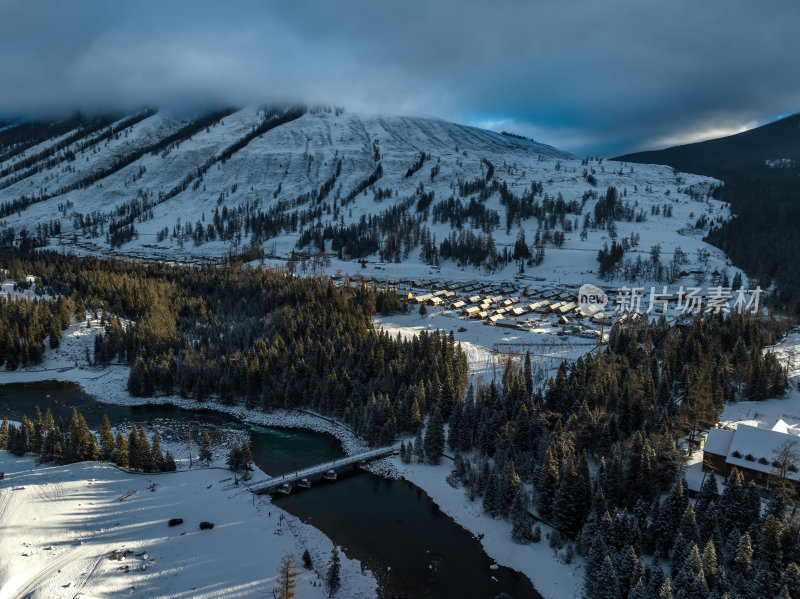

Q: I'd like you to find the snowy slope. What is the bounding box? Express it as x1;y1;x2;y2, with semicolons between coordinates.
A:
0;453;376;599
0;105;736;288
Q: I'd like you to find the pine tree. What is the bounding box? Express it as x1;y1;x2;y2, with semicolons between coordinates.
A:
730;532;754;596
200;432;213;466
595;554;622;599
128;426;140;470
163;451;177;471
423;407;445;464
754;514;786;597
695;472;719;515
584;534;609;599
100;414;115;461
414;427;424;463
302;548;313;569
673;544;708;599
0;416;8;449
701;537;718;589
511;490;533;543
137;427;152;471
618;545;645;599
151;431;164;473
534;443;559;519
498;458;521;518
326;544;342;597
31;406;43;454
275;553;299;599
87;433;100;461
779;563;800;599
241;441;253;473
482;469;499;517
114;430;129;467
227;439;242;471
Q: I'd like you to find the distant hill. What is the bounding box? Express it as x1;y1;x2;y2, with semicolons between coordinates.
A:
0;105;731;289
615;112;800;309
618;112;800;173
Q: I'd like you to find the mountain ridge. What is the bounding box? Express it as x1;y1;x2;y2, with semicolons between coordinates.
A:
614;111;800;307
0;105;734;290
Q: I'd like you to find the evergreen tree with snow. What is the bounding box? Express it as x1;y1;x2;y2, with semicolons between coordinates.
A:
100;414;115;461
500;458;522;518
423;407;444;464
754;514;786;597
673;544;708;599
482;469;500;517
0;416;8;449
227;439;243;471
617;545;645;599
695;472;719;516
595;554;622;599
163;451;177;471
114;430;129;468
128;426;140;470
585;534;610;599
326;544;341;597
151;431;164;472
511;490;533;543
730;531;754;596
700;537;719;589
534;442;559;519
779;563;800;599
414;427;424;463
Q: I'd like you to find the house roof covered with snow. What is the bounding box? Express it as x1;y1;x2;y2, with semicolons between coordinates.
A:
715;424;800;482
704;427;735;456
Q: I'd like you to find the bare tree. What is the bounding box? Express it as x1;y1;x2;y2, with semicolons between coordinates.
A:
771;438;800;509
274;553;300;599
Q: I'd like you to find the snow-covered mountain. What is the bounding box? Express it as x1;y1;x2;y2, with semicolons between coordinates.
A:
0;105;736;287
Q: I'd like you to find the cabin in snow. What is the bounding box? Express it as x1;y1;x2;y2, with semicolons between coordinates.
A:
703;420;800;487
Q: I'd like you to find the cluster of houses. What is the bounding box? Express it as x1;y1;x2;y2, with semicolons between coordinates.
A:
401;279;610;339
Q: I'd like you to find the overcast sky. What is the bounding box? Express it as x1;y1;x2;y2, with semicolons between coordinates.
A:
1;0;799;156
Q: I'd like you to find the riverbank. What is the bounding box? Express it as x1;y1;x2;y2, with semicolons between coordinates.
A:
0;318;370;456
0;451;376;599
392;458;582;599
0;318;552;598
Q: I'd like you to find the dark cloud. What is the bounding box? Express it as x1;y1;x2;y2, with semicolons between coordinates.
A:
1;0;798;155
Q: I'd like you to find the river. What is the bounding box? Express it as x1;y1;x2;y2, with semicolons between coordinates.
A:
0;380;541;599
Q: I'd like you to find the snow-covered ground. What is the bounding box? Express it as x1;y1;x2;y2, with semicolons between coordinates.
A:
375;309;595;388
718;331;800;428
0;107;739;293
3;284;789;599
0;317;381;598
372;311;587;599
0;453;375;599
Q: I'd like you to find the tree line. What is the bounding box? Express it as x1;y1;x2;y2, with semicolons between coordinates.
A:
0;407;177;472
0;251;468;447
429;311;789;598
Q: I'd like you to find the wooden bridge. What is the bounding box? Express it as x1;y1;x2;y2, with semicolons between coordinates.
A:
247;445;399;495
